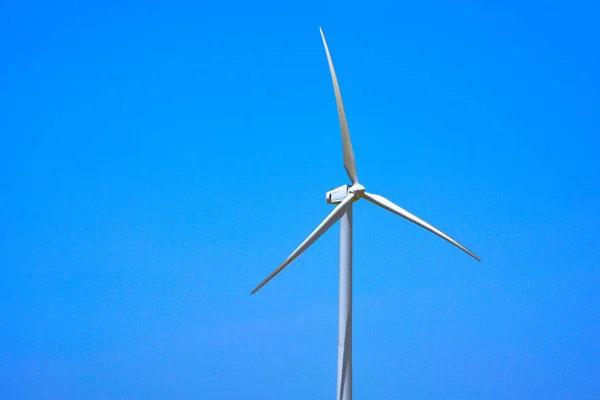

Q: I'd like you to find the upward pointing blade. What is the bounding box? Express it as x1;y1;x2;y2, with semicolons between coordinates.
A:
251;193;356;294
363;192;481;261
320;28;358;185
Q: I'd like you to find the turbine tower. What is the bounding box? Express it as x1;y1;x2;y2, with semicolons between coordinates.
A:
251;27;480;400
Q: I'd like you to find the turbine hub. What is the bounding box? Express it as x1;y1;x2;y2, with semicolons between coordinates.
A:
349;183;365;197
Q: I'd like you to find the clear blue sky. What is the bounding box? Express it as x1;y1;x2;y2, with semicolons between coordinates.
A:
1;0;599;398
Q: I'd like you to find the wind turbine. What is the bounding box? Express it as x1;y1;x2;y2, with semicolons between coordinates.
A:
251;27;480;400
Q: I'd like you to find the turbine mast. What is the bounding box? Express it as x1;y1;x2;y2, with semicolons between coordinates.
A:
337;199;353;400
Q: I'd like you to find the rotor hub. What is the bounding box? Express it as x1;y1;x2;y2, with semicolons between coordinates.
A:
349;183;365;197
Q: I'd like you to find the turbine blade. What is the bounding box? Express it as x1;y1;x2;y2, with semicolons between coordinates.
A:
320;27;358;185
362;192;481;261
251;193;356;294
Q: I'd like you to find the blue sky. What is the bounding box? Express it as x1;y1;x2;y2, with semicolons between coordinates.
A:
1;0;599;398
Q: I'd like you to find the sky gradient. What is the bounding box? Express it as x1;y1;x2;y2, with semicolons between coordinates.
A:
1;0;599;398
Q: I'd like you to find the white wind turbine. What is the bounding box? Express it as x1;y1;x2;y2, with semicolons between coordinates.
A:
251;28;480;400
